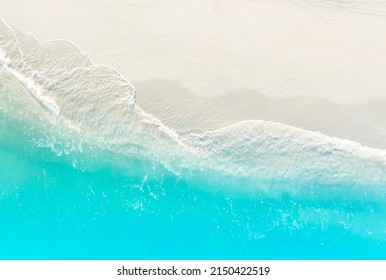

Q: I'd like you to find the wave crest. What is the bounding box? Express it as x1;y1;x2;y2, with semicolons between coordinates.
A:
1;16;386;188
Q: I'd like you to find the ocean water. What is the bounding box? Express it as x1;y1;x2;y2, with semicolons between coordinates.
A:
1;17;386;260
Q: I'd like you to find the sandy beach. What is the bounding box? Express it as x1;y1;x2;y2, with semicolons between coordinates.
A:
3;0;386;263
1;0;386;148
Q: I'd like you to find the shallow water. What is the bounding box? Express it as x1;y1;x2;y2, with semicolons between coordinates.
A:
1;111;386;260
1;17;386;260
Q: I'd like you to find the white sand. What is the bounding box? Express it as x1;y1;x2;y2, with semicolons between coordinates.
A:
2;0;386;103
135;79;386;149
1;0;386;148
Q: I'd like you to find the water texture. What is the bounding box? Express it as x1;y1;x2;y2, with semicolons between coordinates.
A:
1;17;386;259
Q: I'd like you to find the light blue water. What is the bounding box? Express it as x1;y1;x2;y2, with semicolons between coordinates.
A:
1;111;386;260
1;18;386;259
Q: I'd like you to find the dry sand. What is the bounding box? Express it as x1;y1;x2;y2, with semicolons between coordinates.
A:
135;79;386;149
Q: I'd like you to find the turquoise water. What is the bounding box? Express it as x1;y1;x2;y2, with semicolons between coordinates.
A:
1;112;386;260
1;19;386;260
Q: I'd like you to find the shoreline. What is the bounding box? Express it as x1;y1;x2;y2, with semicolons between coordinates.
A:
1;0;386;149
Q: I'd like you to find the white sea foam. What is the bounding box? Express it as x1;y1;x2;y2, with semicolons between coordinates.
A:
0;16;60;115
0;16;193;173
1;16;386;187
185;120;386;186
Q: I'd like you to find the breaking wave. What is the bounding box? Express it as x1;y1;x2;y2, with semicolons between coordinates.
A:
1;16;386;259
1;16;386;186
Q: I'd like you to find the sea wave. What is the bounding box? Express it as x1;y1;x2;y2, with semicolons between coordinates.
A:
1;16;386;188
186;120;386;186
0;16;192;173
